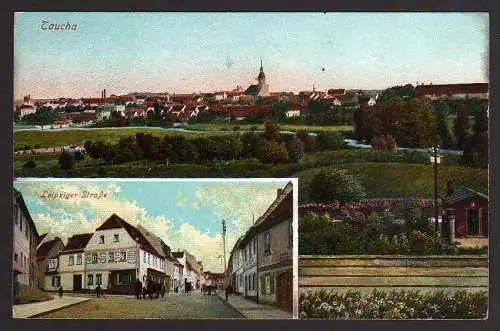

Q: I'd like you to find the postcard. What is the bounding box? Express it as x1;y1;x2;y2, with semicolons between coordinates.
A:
13;12;489;320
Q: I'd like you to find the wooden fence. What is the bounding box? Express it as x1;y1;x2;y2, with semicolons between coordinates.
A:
299;255;488;294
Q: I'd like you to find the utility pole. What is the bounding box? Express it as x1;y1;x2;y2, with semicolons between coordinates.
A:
222;219;227;275
433;143;439;233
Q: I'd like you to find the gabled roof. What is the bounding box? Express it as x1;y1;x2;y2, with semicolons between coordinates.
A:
255;181;293;227
95;214;161;256
37;237;63;260
136;224;166;259
245;84;261;96
172;251;184;259
62;233;92;253
415;83;488;97
441;186;488;205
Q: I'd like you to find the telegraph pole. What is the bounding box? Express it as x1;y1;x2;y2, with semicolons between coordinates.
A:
222;219;227;275
434;144;439;233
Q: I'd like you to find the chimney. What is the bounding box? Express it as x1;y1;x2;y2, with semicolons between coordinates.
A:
446;180;454;196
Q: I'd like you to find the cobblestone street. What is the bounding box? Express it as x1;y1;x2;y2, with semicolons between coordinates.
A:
38;293;244;319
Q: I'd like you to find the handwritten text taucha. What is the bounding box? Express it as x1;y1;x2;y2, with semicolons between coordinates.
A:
40;20;77;31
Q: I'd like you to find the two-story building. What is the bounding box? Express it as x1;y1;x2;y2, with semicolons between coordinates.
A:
172;250;203;292
228;236;244;295
256;182;294;312
172;260;184;293
13;189;40;294
57;233;92;292
36;236;65;290
239;226;258;300
83;214;165;294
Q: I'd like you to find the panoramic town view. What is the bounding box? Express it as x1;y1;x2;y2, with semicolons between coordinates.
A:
12;179;296;318
13;12;489;319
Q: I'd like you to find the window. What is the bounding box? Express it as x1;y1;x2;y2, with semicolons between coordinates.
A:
118;273;131;285
52;276;60;287
14;253;18;262
143;251;146;263
92;253;98;264
96;274;102;285
99;252;107;263
119;251;126;262
147;253;150;264
289;221;293;247
88;274;94;285
114;234;119;242
99;235;104;244
77;254;82;265
68;255;74;266
14;206;19;224
108;252;114;263
264;232;271;255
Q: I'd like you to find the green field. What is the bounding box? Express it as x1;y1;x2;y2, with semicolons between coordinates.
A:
296;162;488;201
184;123;353;133
13;128;232;149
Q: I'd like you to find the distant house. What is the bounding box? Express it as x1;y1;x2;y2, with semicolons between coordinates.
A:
204;271;225;291
19;104;37;117
415;83;489;100
36;237;65;290
285;104;301;118
441;181;488;238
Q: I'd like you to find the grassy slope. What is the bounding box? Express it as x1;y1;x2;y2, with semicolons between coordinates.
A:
14;128;231;149
296;162;488;201
185;123;353;133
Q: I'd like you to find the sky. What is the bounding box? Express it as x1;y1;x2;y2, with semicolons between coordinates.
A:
14;179;291;272
14;12;488;99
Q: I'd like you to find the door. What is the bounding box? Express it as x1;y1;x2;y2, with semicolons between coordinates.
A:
467;208;479;235
73;274;82;291
276;271;293;312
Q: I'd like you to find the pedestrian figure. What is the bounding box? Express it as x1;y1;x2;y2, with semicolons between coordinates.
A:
208;286;212;296
225;285;230;301
96;284;101;298
58;285;63;298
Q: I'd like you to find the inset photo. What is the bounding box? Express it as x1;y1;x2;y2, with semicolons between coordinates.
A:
12;178;298;319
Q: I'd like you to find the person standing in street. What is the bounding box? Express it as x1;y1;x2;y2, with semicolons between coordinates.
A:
58;285;63;298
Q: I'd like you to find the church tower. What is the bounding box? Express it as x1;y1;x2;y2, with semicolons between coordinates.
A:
257;59;269;97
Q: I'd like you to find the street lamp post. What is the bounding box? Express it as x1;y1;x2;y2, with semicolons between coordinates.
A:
222;219;227;275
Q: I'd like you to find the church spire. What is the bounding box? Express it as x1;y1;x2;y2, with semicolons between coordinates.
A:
260;58;263;72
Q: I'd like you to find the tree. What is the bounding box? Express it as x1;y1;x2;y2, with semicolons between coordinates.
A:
463;104;488;168
353;105;374;142
296;130;315;153
59;151;74;170
272;103;288;121
379;84;416;102
435;106;453;149
88;141;107;161
308;168;366;203
316;132;346;151
257;140;288;164
454;102;469;150
288;135;305;163
263;122;281;143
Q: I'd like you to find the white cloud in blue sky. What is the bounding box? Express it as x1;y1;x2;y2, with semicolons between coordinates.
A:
14;179;289;271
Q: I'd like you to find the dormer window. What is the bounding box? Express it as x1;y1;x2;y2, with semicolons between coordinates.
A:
99;235;104;244
114;234;119;242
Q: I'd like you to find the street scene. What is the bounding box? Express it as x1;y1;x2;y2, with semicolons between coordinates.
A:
12;179;296;318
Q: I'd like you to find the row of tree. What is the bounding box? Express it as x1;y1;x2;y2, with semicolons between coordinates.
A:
74;124;345;168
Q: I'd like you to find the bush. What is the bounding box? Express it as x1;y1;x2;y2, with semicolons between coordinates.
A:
58;151;74;170
289;135;305;163
257;140;288;164
308;168;366;203
299;289;488;319
316;132;346;151
23;159;36;169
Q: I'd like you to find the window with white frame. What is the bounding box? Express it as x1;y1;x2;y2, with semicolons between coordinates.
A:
88;274;94;285
92;253;98;264
52;276;60;287
68;255;74;266
77;254;82;265
108;252;114;263
96;273;102;285
114;234;119;242
119;251;126;262
99;235;105;244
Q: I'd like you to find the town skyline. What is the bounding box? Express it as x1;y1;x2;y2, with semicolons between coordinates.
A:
14;12;488;100
13;179;290;272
